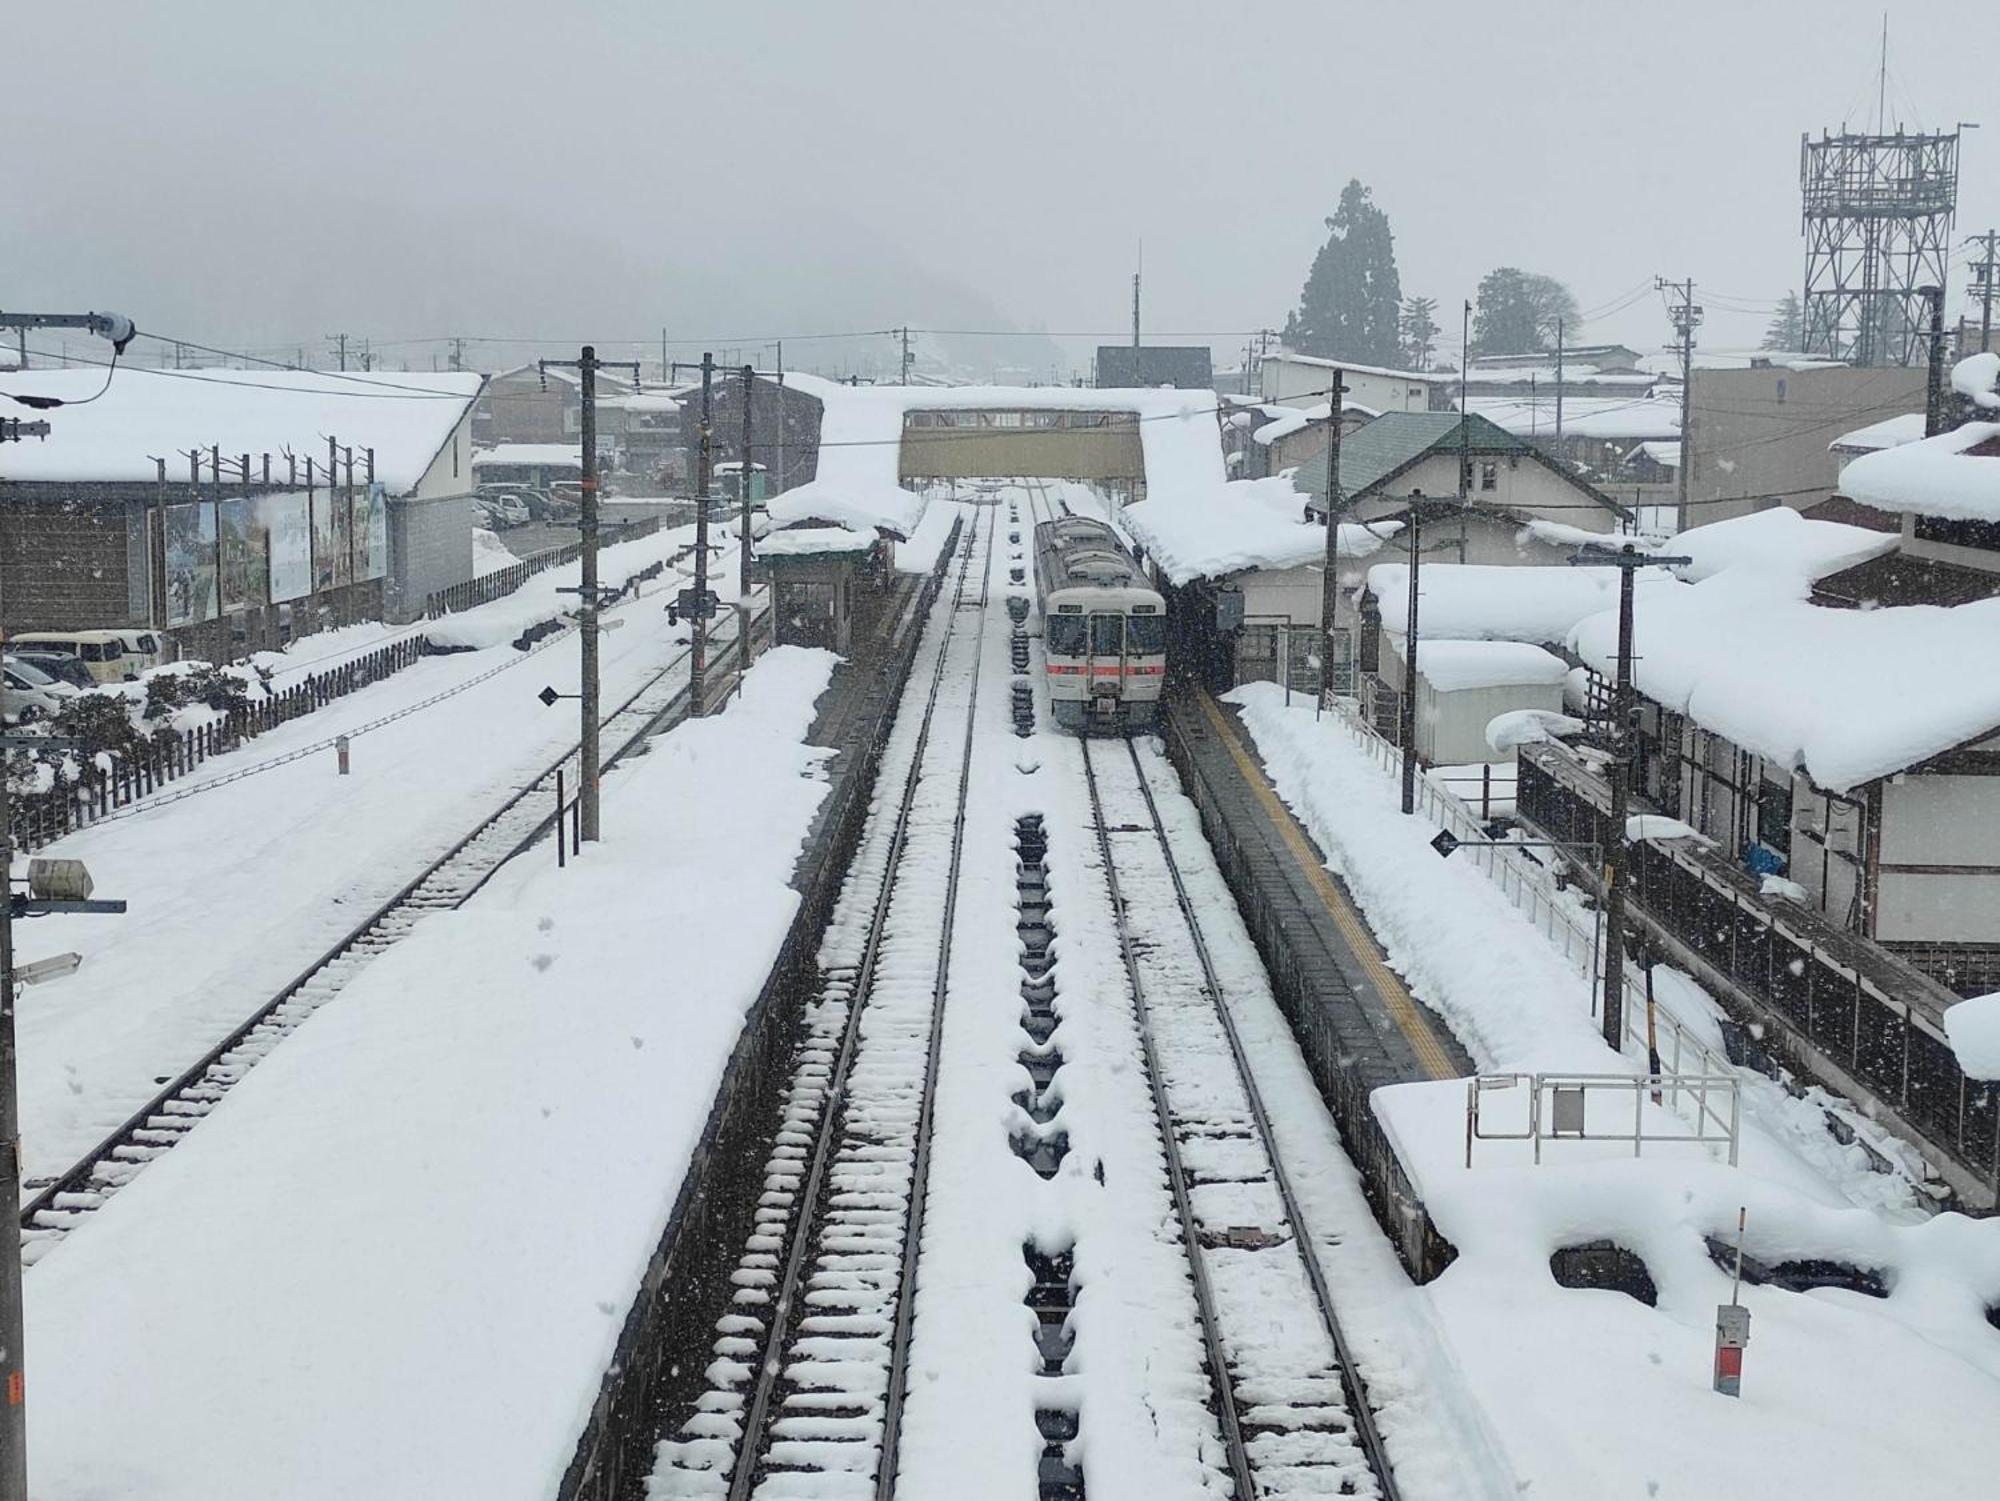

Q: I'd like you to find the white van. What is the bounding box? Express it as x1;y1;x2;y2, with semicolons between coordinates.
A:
9;630;149;684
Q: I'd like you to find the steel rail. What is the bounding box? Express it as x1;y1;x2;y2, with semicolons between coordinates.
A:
723;501;993;1501
1118;735;1403;1500
18;599;768;1247
1079;735;1259;1501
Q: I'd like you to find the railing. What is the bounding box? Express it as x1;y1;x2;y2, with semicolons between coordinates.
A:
427;514;662;618
1466;1071;1741;1167
1316;692;1743;1109
9;638;426;854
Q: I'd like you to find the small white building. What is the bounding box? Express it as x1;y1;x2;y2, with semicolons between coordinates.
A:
1373;636;1568;765
1258;352;1448;415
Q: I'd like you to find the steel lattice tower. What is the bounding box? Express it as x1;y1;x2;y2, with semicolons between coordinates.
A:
1800;128;1960;367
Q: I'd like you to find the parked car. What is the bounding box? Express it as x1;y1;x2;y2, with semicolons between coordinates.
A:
8;629;143;683
476;494;531;529
2;657;79;724
11;651;95;689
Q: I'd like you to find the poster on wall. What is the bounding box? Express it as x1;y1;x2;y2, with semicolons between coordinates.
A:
364;481;388;580
311;488;353;591
259;491;313;603
347;481;386;583
218;496;270;612
164;502;218;627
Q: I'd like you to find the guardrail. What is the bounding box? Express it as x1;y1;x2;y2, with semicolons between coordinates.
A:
427;514;662;618
1466;1070;1741;1167
1316;692;1742;1111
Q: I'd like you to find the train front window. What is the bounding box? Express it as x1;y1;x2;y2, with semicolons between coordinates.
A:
1046;614;1088;657
1091;614;1123;655
1126;614;1165;655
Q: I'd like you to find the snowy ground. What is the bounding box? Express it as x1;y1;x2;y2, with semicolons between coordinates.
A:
25;645;841;1501
12;524;744;1185
1228;683;2000;1499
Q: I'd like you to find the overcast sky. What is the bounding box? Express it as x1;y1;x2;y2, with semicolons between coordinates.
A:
5;1;1994;376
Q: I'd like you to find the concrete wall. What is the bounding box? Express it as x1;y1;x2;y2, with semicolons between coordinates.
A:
1686;365;1925;522
386;491;473;622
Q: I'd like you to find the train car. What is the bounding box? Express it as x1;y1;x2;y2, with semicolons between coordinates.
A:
1032;515;1167;732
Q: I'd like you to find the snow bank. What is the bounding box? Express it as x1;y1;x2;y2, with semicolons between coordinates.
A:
1951;350;2000;411
1124;474;1399;585
1671;505;1897;583
25;646;842;1501
1829;412;1925;453
0;368;480;491
471;442;583;470
1943;992;2000;1080
1842;420;2000;522
1406;639;1567;692
1484;708;1583;755
1368;561;1676;644
1568;575;2000;791
472;526;518;576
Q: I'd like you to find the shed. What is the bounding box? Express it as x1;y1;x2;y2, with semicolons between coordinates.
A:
1381;636;1568;765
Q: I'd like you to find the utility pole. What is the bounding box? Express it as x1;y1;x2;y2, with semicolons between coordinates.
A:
774;340;787;495
1459;300;1472;566
1554;316;1565;444
1398;496;1423;815
1318;371;1348;700
0;306;136;1501
1568;541;1690;1050
1967;231;1998;355
740;363;757;598
1923;286;1949;436
899;326;913;385
538;345;641;842
1658;278;1702;533
329;333;348;372
448;337;465;373
692;352;715;710
1131;268;1142;348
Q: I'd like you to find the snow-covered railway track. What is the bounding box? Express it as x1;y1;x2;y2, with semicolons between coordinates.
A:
18;602;771;1262
652;502;994;1501
1081;734;1397;1501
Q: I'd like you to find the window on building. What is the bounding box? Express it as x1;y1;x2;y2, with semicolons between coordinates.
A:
1046;614;1087;656
1480;461;1498;491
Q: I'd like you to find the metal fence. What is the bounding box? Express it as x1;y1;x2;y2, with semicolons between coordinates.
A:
1317;693;1742;1119
426;514;663;618
1466;1071;1741;1167
10;638;427;854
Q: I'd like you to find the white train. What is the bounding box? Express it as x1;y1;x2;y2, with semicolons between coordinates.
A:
1031;515;1167;733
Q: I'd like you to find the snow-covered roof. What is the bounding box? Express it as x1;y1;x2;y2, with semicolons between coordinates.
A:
1951;350;2000;412
1468;395;1681;442
1623;440;1681;468
1398;638;1568;692
1463;364;1657;389
1569;575;2000;791
766;476;925;540
1943;991;2000;1080
1266;351;1453;384
1672;505;1897;583
1369;562;1673;644
606;392;680;414
1249;399;1380;446
471;443;582;470
0;367;483;494
757;524;874;558
1122;475;1398;586
1840;421;2000;522
1829;412;1926;454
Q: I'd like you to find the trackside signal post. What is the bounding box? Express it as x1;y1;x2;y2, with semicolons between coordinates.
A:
0;308;137;1501
538;346;640;843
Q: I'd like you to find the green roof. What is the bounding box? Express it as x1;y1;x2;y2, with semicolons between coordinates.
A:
1293;411;1547;508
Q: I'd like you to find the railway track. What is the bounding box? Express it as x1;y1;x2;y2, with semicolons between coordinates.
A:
19;595;770;1262
651;500;994;1501
1082;734;1398;1501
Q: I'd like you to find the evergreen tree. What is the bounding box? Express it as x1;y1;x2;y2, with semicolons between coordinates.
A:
1399;296;1440;369
1471;267;1578;354
1283;181;1403;367
1762;292;1804;352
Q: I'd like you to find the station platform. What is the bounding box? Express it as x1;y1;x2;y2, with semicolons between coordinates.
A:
1161;686;1472;1277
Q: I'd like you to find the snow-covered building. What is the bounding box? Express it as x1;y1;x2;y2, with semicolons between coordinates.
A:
1367;635;1569;766
0;366;486;645
1832;369;2000;607
1257;351;1449;415
472;362;632;448
1242;397;1378;480
1293;411;1630;567
469;443;583;491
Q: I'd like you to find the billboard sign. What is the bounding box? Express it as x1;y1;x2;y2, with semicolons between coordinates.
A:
259;491;313;603
164;502;218;627
218;496;269;612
